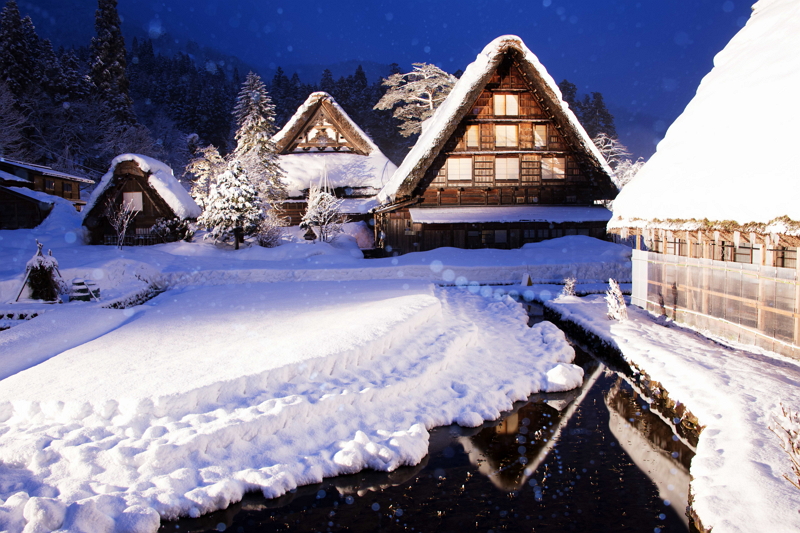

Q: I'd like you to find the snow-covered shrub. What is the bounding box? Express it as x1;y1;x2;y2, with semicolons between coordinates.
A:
301;185;347;243
771;404;800;492
255;209;286;248
197;161;263;244
21;241;66;302
561;277;577;297
150;217;194;243
605;278;628;321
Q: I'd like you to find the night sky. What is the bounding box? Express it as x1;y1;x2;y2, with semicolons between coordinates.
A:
22;0;753;159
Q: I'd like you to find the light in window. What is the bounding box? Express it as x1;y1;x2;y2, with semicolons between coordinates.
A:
122;192;144;211
541;157;565;179
466;125;479;148
493;94;519;116
495;157;519;180
45;179;55;190
534;125;547;147
495;125;518;147
447;157;472;180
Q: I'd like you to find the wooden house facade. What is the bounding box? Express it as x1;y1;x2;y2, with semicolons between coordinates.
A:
271;92;396;226
83;154;201;245
608;1;800;360
375;36;616;255
0;158;94;210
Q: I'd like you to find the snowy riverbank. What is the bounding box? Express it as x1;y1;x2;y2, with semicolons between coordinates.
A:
545;295;800;533
0;280;583;533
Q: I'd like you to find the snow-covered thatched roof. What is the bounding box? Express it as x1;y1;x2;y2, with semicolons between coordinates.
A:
85;154;201;220
609;0;800;234
272;92;397;197
377;35;614;205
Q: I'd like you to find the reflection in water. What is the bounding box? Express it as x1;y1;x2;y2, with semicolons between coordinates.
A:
161;348;693;533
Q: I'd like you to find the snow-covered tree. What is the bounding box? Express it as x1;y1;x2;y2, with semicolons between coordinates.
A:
197;161;263;246
90;0;135;124
593;133;644;191
771;404;800;492
232;72;286;206
0;1;39;98
300;184;346;243
255;208;286;248
185;144;226;210
605;278;628;321
105;197;138;249
373;63;457;137
560;277;577;297
0;81;27;158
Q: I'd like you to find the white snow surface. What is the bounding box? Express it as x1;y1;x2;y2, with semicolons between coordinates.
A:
0;170;30;184
0;280;580;533
2;186;56;205
610;0;800;228
84;154;201;220
278;152;394;197
378;35;613;204
409;206;612;224
546;295;800;533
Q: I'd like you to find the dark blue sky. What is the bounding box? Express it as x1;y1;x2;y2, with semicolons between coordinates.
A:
23;0;752;159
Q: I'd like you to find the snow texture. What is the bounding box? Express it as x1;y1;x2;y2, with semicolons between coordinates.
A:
377;35;614;204
610;0;800;228
0;169;30;184
85;154;201;220
2;186;55;206
0;281;580;533
408;206;612;224
546;295;800;533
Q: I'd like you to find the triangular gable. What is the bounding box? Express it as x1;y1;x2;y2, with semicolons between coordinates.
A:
273;92;377;156
377;35;615;204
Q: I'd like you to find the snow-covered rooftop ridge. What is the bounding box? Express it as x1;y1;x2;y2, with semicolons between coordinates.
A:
609;0;800;229
272;91;380;155
278;151;396;197
84;154;201;220
409;205;612;224
377;35;614;204
0;157;95;184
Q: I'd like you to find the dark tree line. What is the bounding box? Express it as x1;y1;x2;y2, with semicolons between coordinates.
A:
558;79;616;139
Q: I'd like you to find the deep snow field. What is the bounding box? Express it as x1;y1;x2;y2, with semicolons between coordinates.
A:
546;295;800;533
0;203;630;532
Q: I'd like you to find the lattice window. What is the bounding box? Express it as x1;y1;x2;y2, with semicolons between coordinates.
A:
474;155;494;184
521;155;540;183
541;157;565;180
495;125;518;147
493;94;519;116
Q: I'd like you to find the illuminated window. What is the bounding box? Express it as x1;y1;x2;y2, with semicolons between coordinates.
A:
122;192;143;211
493;94;519;116
45;179;55;191
495;157;519;181
466;125;479;148
446;157;472;181
533;125;547;148
541;157;565;180
495;125;518;147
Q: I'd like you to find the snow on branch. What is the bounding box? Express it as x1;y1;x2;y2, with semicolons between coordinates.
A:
770;404;800;492
301;185;348;243
605;278;628;321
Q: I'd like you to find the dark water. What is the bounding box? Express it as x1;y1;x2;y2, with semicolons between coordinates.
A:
160;344;694;533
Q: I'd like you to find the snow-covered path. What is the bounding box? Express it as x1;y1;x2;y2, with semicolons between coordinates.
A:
0;281;581;533
547;295;800;533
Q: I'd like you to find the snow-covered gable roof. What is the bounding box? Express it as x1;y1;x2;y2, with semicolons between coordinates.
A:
609;0;800;233
377;35;614;205
0;157;95;184
84;154;201;220
272;92;397;197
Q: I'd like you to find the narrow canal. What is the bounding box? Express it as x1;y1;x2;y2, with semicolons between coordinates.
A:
160;333;695;533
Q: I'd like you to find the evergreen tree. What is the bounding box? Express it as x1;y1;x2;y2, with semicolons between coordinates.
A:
185;144;226;209
0;1;39;98
580;92;616;139
319;68;335;94
232;71;286;206
197;160;263;244
90;0;135;124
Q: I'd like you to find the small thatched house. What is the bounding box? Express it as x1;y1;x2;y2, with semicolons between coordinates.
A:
0;158;94;211
608;0;800;358
271;92;397;225
83;154;201;245
374;35;617;255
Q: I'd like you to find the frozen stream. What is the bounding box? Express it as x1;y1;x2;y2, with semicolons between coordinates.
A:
160;344;694;533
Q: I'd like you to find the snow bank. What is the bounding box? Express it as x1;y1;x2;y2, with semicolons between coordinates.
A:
610;0;800;228
84;154;201;220
0;280;580;532
546;295;800;533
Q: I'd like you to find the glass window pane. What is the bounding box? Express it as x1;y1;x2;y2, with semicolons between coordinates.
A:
466;125;479;147
493;94;505;115
505;95;519;116
534;125;547;147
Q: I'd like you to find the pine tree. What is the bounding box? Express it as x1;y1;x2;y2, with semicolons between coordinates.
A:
0;1;39;98
580;92;616;139
185;144;226;209
197;161;263;244
232;71;286;207
373;63;457;137
319;68;335;94
90;0;135;124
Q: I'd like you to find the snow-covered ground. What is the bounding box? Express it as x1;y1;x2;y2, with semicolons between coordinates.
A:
546;295;800;533
0;280;582;533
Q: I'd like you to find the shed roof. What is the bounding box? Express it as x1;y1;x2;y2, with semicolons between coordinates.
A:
609;0;800;233
377;35;614;205
0;158;95;184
